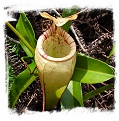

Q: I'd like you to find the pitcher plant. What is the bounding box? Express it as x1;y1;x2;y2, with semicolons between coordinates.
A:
35;12;81;110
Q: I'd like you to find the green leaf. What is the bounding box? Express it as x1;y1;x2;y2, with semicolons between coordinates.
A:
16;13;36;57
106;43;115;63
6;22;35;55
72;53;114;84
8;61;38;108
61;6;78;32
61;80;84;109
20;41;33;57
108;43;115;58
83;84;114;102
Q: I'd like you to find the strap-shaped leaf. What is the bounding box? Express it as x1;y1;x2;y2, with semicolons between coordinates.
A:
16;13;36;57
61;80;84;109
83;84;114;102
106;43;115;63
8;61;38;108
72;53;114;84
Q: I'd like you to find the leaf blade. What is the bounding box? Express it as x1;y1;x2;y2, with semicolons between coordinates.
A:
83;84;114;102
61;80;84;109
8;62;38;108
72;53;114;84
16;13;36;57
73;81;84;107
106;43;115;63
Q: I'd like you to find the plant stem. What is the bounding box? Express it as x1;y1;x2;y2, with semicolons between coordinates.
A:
6;22;35;55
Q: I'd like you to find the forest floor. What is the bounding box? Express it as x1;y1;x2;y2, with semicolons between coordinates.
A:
5;8;115;114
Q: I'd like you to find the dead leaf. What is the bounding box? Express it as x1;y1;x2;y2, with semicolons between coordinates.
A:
39;8;87;26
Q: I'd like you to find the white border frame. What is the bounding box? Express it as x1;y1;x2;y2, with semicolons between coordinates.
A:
1;0;119;120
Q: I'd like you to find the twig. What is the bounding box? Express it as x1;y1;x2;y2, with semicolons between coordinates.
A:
95;98;105;108
90;84;103;101
70;25;87;52
87;32;113;52
102;90;114;98
5;34;20;44
21;93;37;113
52;9;61;17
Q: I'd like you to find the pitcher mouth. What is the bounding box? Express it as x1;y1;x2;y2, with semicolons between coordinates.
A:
37;24;76;62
